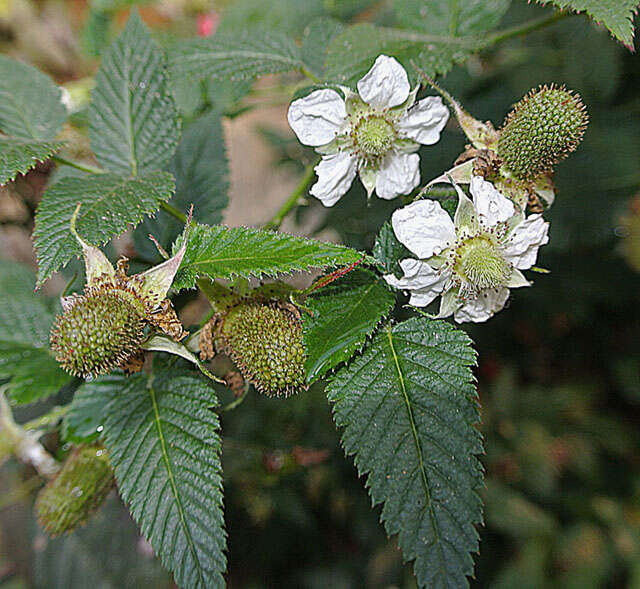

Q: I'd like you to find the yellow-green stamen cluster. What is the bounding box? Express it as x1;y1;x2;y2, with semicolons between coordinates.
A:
35;446;114;536
219;302;306;397
50;289;147;378
457;237;512;290
498;85;588;181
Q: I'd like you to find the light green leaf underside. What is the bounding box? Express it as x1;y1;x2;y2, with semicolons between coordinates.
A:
0;259;71;404
0;137;62;185
88;11;180;176
328;317;483;588
393;0;512;37
34;496;171;589
0;54;67;141
324;23;486;85
303;268;395;383
97;368;227;589
168;31;305;82
33;171;175;287
134;111;229;262
537;0;639;48
172;223;369;290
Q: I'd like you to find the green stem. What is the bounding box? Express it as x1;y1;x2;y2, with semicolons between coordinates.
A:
486;11;570;46
160;201;188;224
264;161;317;230
300;66;321;84
52;154;103;175
223;384;250;412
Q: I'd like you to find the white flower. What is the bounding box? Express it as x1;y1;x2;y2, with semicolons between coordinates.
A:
385;176;549;323
287;55;450;207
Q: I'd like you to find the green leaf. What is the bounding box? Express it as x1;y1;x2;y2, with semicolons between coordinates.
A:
303;268;395;383
0;137;62;185
324;23;485;85
536;0;639;48
134;111;229;262
168;31;305;83
301;17;345;80
97;367;226;589
0;259;71;404
0;55;67;141
393;0;511;36
328;317;483;588
373;221;412;278
34;496;172;589
172;223;369;290
88;11;180;176
33;171;175;287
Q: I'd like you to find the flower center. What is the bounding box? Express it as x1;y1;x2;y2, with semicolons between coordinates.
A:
354;115;395;158
456;237;512;290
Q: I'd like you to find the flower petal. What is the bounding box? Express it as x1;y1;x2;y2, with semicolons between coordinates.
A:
310;152;358;207
384;258;449;307
396;96;449;145
470;176;515;227
454;287;509;323
357;55;410;110
391;198;456;259
375;152;420;200
287;89;347;147
504;214;549;270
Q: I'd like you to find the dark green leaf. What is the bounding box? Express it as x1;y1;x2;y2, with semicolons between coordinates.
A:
536;0;639;48
134;111;229;262
98;367;226;589
373;221;412;277
0;259;71;404
168;32;305;83
303;268;395;382
0;55;67;141
172;223;369;290
328;317;483;588
33;171;175;287
0;137;62;185
88;11;180;176
301;17;345;80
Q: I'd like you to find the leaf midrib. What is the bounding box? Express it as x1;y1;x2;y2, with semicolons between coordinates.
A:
148;380;205;588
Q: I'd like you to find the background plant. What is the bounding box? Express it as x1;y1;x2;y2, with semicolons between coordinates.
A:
0;1;639;588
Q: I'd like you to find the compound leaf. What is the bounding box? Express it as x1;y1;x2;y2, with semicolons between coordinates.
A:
88;11;180;176
328;317;483;588
172;223;369;289
33;171;175;287
303;268;395;382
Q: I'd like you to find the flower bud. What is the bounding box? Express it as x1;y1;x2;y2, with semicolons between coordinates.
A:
50;290;147;378
35;446;114;536
498;85;588;181
219;302;306;397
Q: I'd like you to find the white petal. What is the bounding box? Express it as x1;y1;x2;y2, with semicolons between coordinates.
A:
506;268;530;288
384;259;449;307
287;89;347;147
396;96;449;145
375;152;420;200
454;288;509;323
391;198;456;259
504;214;549;270
357;55;410;110
470;176;515;228
310;152;358;207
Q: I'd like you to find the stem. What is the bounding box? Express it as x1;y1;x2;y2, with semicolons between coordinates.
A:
486;11;570;46
223;384;250;412
300;66;321;84
264;161;317;230
52;154;103;175
160;201;188;224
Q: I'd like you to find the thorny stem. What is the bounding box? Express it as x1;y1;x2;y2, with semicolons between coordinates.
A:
264;161;318;230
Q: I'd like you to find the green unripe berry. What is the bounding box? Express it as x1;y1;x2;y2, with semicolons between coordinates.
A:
498;85;588;181
35;446;114;536
220;303;306;397
50;290;147;378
